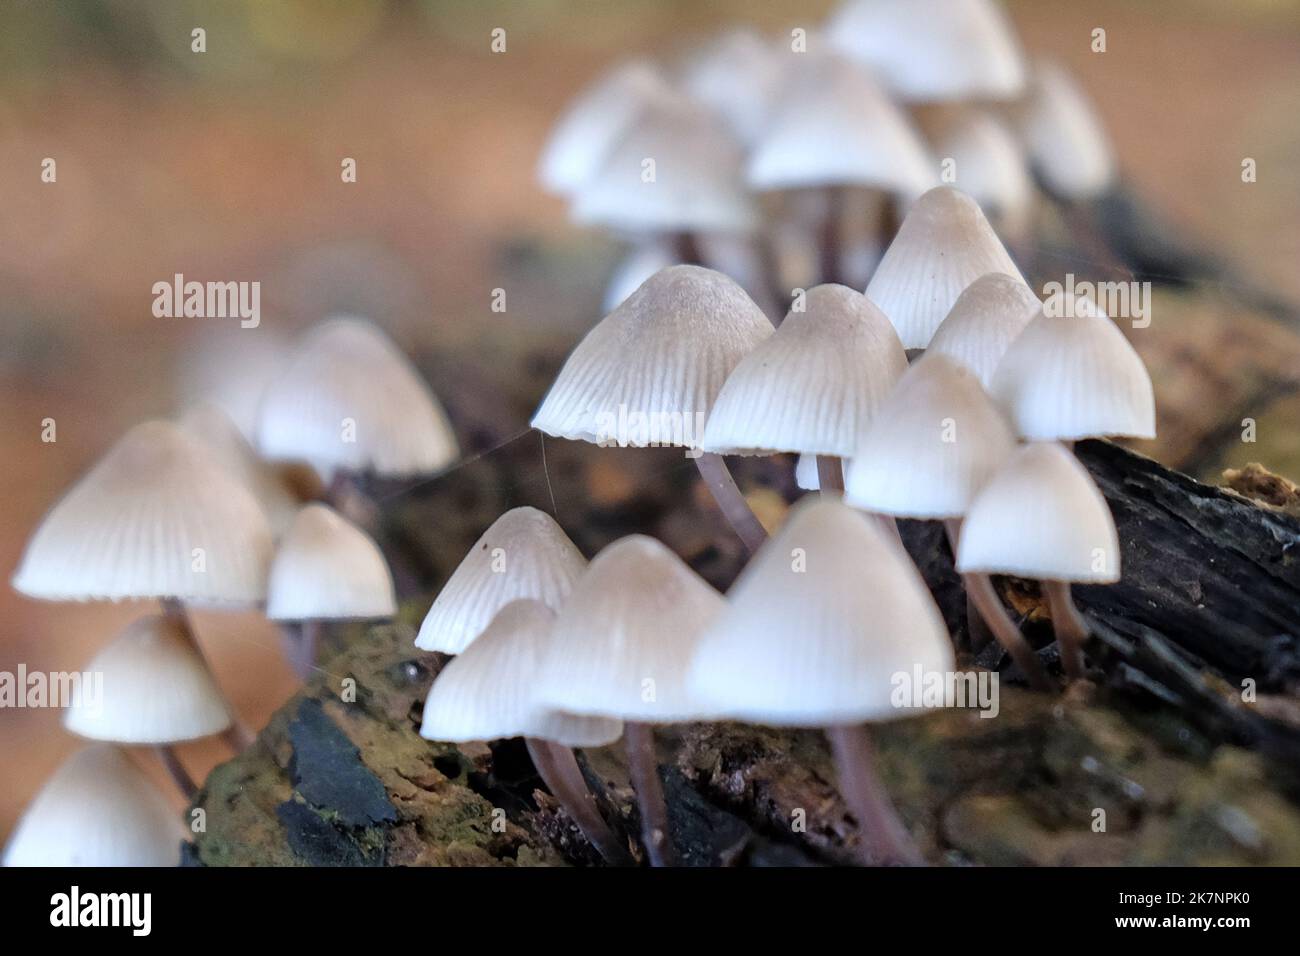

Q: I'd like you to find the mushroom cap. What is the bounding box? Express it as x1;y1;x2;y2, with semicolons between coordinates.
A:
531;265;773;448
702;284;907;457
602;240;677;313
256;316;458;479
990;294;1156;441
538;59;675;197
746;52;936;196
927;272;1042;389
178;402;299;537
689;497;953;725
826;0;1027;103
1019;62;1116;201
535;535;726;722
420;599;623;748
416;506;587;654
864;185;1024;349
845;354;1016;518
795;452;822;491
63;615;232;744
957;442;1120;582
680;28;782;147
266;504;395;622
3;745;185;867
932;111;1034;230
11;420;273;605
571;96;759;234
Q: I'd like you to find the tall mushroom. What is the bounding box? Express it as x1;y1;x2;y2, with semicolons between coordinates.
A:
64;614;232;798
534;535;727;866
266;503;397;679
689;496;953;865
957;442;1121;681
416;506;586;655
926;271;1042;389
11;420;273;748
419;599;629;865
531;265;774;553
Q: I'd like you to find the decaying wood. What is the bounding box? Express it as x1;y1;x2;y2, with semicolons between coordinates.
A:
185;433;1300;866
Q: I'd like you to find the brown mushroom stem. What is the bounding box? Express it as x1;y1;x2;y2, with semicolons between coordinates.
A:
942;519;990;652
160;598;256;749
961;572;1055;692
819;185;844;285
155;745;197;800
674;231;703;267
623;721;675;867
826;723;922;866
1043;579;1089;681
525;738;632;866
694;452;768;554
816;455;844;495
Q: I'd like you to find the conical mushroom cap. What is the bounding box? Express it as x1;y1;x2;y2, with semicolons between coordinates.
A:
416;507;586;654
3;745;185;867
865;186;1024;349
703;285;907;456
572;96;758;234
178;402;299;537
845;354;1016;518
531;265;773;448
535;535;726;722
12;420;273;605
266;504;396;621
827;0;1027;102
957;442;1120;582
747;52;935;196
990;295;1155;441
538;59;675;196
927;272;1041;388
681;28;782;147
689;497;953;725
420;600;622;748
64;615;231;744
932;111;1033;230
1019;62;1115;201
256;316;458;479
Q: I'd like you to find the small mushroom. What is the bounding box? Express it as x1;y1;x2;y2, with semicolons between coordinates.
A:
534;535;727;866
1016;61;1116;204
957;442;1121;681
3;745;188;867
420;599;629;865
927;111;1034;244
689;497;953;865
926;271;1042;389
416;506;586;655
266;503;397;679
679;27;782;149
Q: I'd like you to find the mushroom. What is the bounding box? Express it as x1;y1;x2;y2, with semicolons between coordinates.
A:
256;316;459;523
826;0;1027;105
11;420;272;747
3;744;187;867
990;293;1155;444
957;442;1121;681
1016;61;1116;204
679;27;782;149
926;272;1042;389
419;599;629;865
927;111;1035;245
746;50;936;286
702;284;907;502
416;506;586;655
64;615;232;798
689;496;953;865
535;535;727;866
844;354;1050;688
266;503;397;679
865;185;1025;349
531;265;774;553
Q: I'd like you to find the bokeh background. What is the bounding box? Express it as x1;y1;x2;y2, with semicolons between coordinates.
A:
2;0;1299;843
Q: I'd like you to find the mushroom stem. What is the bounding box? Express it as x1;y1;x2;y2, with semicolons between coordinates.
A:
160;597;257;748
1042;579;1089;681
961;572;1055;692
825;723;922;866
674;231;703;267
525;738;632;866
819;185;843;284
942;519;990;652
623;721;675;867
155;745;197;800
693;452;768;554
816;455;844;495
